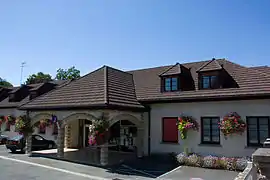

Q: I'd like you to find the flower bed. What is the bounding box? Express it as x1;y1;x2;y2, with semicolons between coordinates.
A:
176;153;249;171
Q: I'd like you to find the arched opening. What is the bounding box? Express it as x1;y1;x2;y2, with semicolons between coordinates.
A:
108;120;138;153
30;113;58;143
62;113;96;148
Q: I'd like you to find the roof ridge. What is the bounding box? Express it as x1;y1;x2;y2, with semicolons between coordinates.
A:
104;66;109;105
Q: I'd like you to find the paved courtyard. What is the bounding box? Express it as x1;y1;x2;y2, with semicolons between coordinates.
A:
0;145;239;180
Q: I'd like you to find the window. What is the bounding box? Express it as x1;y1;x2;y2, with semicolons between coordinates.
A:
201;76;218;89
34;135;44;141
201;117;220;144
247;117;270;146
162;117;178;143
164;77;179;92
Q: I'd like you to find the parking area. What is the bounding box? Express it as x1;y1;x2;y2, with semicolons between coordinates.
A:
0;145;239;180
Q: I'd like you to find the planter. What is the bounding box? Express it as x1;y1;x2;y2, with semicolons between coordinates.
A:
96;131;110;145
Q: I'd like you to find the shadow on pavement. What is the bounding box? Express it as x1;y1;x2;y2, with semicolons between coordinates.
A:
31;151;178;179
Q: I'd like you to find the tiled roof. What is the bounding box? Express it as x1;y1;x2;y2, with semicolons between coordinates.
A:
0;80;68;108
250;66;270;74
129;59;270;101
21;66;144;110
196;58;223;72
159;63;182;76
16;58;270;110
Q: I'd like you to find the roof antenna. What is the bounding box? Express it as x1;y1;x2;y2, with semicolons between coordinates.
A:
20;62;26;86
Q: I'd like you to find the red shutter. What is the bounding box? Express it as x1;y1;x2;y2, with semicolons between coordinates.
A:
162;118;178;143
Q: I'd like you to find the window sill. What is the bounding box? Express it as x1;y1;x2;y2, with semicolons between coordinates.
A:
160;142;179;145
198;143;222;147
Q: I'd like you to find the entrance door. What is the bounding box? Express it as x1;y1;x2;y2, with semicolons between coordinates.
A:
83;125;90;147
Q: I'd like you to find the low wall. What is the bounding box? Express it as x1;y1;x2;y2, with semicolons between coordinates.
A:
234;162;257;180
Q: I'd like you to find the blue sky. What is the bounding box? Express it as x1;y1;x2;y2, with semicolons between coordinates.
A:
1;0;270;85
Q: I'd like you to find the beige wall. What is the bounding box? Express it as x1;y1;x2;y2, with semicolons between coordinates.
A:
150;99;270;157
69;120;79;148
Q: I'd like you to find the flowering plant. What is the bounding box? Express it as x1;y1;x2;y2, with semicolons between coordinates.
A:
175;153;248;171
89;113;110;145
219;112;246;136
177;115;199;139
5;115;16;125
34;119;53;128
0;116;4;125
15;115;33;135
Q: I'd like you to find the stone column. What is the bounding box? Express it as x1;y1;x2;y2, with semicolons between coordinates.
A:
64;124;71;148
136;128;144;158
25;133;32;156
100;143;109;166
57;126;65;158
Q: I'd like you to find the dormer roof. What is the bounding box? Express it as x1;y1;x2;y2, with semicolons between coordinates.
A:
196;58;223;72
159;63;182;76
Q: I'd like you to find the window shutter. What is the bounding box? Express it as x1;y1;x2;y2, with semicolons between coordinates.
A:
162;118;178;143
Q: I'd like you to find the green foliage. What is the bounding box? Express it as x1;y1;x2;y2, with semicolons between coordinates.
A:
15;115;33;135
55;66;80;80
0;77;13;87
26;72;52;84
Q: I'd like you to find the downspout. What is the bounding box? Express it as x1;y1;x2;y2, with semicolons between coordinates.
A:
148;107;151;156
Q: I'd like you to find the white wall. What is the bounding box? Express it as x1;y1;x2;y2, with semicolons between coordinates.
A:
150;99;270;157
0;109;25;137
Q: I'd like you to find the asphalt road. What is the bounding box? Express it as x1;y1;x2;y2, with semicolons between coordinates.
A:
0;145;107;180
0;145;239;180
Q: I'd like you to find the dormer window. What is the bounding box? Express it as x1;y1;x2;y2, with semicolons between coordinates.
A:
9;93;16;102
202;75;218;89
164;76;179;92
29;91;38;100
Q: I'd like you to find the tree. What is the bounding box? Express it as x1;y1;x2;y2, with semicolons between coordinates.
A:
0;78;13;87
55;66;80;80
26;72;52;84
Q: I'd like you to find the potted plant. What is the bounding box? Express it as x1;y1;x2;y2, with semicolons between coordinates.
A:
5;115;16;125
177;115;199;140
15;115;33;135
219;112;246;137
89;113;110;145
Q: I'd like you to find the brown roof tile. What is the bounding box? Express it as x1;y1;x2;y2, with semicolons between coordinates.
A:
0;80;68;108
196;58;222;72
129;59;270;101
20;58;270;109
160;63;181;76
21;66;144;110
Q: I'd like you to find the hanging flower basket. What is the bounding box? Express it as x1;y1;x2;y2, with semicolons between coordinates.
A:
177;115;199;139
15;115;33;135
89;113;110;145
34;119;53;128
219;112;246;136
0;116;4;126
5;115;16;125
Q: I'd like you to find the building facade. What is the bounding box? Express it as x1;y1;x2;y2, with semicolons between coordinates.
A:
1;58;270;159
